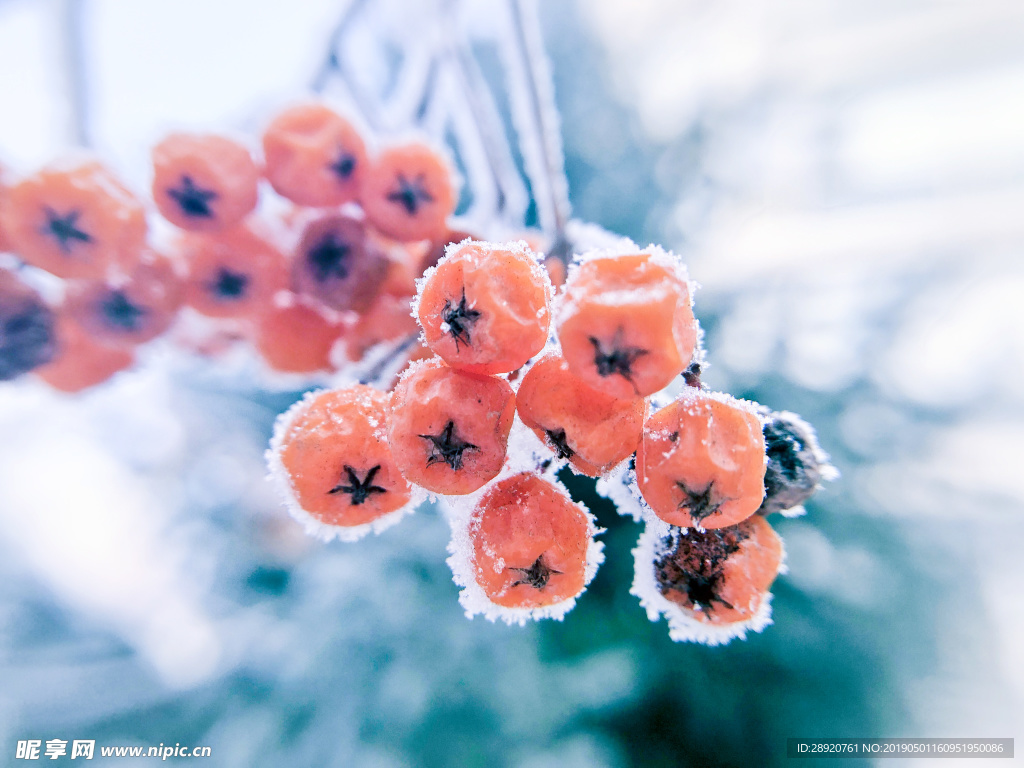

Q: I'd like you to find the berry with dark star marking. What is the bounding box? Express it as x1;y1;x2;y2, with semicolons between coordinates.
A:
361;142;455;242
469;473;595;609
178;223;289;320
0;268;56;381
274;385;412;529
262;103;367;207
329;465;388;506
515;353;646;477
417;240;551;374
166;175;217;219
637;388;766;529
1;161;147;279
291;213;388;313
556;248;698;399
65;251;183;350
388;357;514;495
152;133;258;232
653;516;783;625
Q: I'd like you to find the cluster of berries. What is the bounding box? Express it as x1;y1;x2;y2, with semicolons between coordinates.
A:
268;239;831;640
0;103;464;391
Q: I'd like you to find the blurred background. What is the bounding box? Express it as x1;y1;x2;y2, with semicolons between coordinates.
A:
1;0;1022;765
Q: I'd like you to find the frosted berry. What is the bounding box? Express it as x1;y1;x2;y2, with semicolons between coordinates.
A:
469;473;593;609
262;103;367;207
388;358;514;495
152;133;259;232
275;386;413;528
653;516;783;625
556;250;698;399
636;389;766;530
1;161;147;279
417;240;551;374
360;143;455;242
758;411;825;515
516;354;645;476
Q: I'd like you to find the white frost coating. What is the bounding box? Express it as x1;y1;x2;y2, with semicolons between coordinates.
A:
265;389;423;543
594;460;649;523
442;419;604;625
630;518;777;646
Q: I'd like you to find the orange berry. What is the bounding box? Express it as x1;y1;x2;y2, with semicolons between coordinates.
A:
254;299;343;374
35;311;134;392
469;473;593;609
64;251;182;349
152;133;259;232
360;143;455;242
653;516;783;625
556;250;698;399
636;389;766;530
388;358;514;495
417;240;551;375
516;354;646;476
178;224;288;320
0;267;56;380
273;386;413;531
1;161;146;280
291;213;387;313
262;103;367;207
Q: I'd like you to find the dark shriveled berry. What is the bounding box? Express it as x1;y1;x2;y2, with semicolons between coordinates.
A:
654;525;749;615
758;411;824;515
0;284;56;380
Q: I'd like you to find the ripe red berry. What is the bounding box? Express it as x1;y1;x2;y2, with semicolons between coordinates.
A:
387;357;515;495
515;354;646;476
291;213;387;313
262;103;368;207
2;160;147;280
35;311;134;392
652;516;783;626
636;389;766;530
152;133;259;232
416;240;551;375
271;386;414;537
254;298;344;374
360;143;455;242
468;473;595;610
64;251;183;349
556;249;698;399
178;224;289;321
